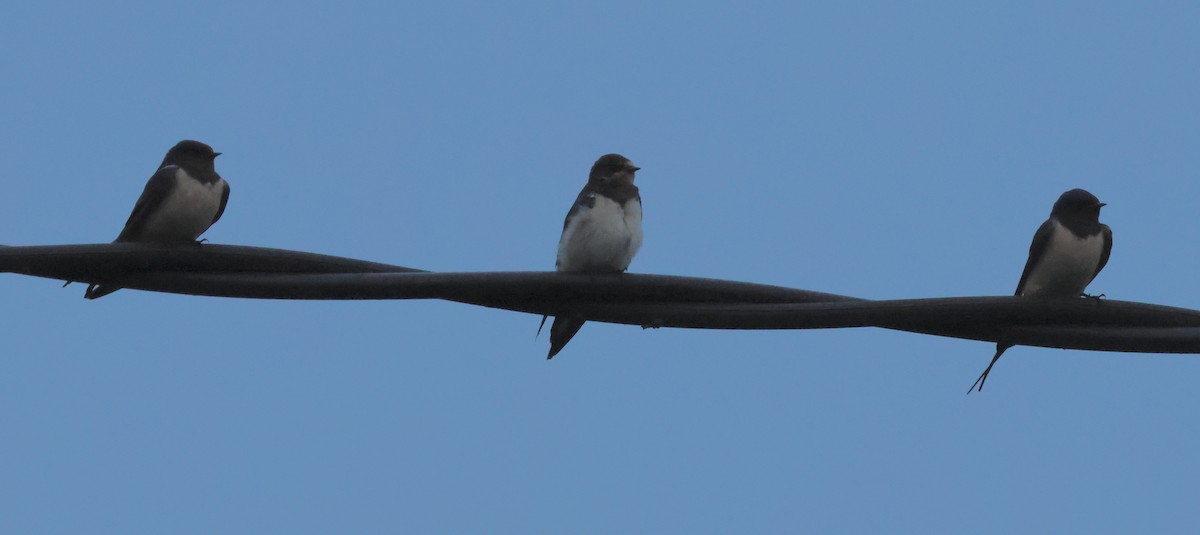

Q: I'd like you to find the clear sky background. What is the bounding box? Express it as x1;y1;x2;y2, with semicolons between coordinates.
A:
1;1;1197;533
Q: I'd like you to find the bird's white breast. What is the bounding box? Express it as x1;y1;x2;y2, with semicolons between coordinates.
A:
1022;220;1105;297
556;195;643;272
140;169;225;242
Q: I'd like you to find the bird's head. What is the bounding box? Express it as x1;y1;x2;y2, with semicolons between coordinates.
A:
589;153;640;187
162;139;221;173
1052;188;1105;222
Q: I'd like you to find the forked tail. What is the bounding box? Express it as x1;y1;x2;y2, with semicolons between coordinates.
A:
968;341;1014;394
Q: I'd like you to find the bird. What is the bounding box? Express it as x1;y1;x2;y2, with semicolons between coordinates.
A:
969;188;1112;392
84;140;230;299
538;153;643;359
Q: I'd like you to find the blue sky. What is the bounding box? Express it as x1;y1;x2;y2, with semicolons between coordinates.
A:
1;1;1198;533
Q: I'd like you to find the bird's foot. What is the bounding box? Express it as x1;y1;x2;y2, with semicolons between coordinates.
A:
1082;292;1106;301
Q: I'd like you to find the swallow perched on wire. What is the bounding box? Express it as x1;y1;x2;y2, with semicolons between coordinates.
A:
85;140;230;299
538;154;643;359
969;188;1112;392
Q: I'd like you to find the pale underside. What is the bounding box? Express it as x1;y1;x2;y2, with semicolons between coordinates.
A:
556;195;643;273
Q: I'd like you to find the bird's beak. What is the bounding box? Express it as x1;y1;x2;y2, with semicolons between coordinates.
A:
213;152;222;158
630;166;641;172
1097;202;1107;208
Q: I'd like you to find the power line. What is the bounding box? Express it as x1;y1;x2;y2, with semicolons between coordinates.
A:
3;243;1198;354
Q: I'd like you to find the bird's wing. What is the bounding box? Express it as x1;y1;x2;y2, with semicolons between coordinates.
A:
547;316;586;359
1014;218;1055;296
1093;224;1113;282
212;179;230;225
555;188;597;270
115;166;178;243
561;187;596;232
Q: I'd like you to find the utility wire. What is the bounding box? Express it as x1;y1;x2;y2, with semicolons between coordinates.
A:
3;243;1197;354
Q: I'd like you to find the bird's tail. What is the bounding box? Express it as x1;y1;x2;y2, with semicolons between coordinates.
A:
84;283;120;300
967;341;1014;394
80;236;128;299
547;316;586;360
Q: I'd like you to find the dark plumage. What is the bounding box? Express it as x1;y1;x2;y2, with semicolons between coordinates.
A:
540;154;643;359
85;140;230;299
969;188;1112;392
